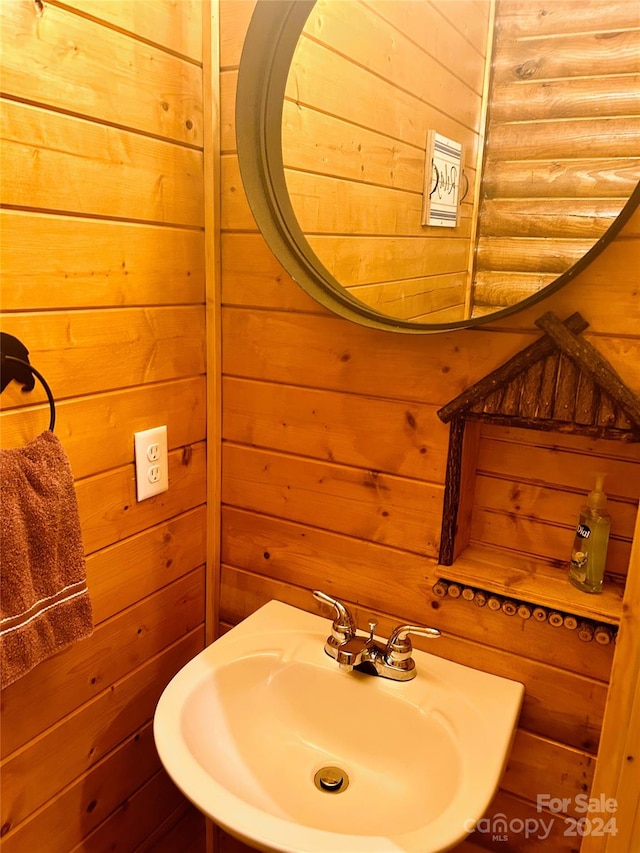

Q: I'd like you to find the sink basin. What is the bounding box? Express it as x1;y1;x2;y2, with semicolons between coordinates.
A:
154;600;524;853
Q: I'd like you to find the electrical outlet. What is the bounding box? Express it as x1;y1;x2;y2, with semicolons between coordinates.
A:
134;426;168;501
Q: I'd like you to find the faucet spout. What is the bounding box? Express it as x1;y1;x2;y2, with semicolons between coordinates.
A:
335;635;374;669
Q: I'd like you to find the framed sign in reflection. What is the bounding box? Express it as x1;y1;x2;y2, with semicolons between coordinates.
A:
422;130;464;228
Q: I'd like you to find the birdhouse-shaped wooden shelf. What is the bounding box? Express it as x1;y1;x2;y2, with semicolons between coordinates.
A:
436;311;640;626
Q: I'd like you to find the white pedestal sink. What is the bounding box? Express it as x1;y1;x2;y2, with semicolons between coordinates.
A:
154;600;524;853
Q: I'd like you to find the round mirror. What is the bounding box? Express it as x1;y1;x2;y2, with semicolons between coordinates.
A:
236;0;640;333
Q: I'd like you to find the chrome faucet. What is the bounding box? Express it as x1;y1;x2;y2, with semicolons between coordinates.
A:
312;590;440;681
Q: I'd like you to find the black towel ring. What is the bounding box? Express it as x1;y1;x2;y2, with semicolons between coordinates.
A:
0;333;56;431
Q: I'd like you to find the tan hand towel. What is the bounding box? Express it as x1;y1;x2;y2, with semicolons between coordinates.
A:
1;430;93;689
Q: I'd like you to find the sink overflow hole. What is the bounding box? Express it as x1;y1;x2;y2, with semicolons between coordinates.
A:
314;766;349;794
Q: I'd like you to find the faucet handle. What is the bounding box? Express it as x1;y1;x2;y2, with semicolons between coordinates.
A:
386;624;441;664
312;590;356;640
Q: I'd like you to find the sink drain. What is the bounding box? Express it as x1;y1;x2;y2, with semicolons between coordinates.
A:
314;766;349;794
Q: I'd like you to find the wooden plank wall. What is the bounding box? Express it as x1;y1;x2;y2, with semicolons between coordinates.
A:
220;2;640;851
473;0;640;314
282;0;490;323
0;1;208;849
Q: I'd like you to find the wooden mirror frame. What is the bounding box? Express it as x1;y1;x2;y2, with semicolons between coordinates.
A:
236;0;640;334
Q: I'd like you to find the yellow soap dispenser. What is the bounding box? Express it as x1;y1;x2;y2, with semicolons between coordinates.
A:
568;473;611;594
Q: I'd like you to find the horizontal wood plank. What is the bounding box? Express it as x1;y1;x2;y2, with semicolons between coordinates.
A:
477;435;640;501
493;245;640;340
0;210;205;310
0;99;204;226
222;307;640;404
219;233;640;335
221;306;533;404
473;272;558;309
0;1;202;145
490;75;640;122
221;506;439;625
0;377;206;476
473;473;638;539
482;159;640;200
476;0;640;314
471;479;636;577
479;198;632;240
308;234;474;286
69;0;204;61
492;28;640;87
476;236;601;274
0;308;206;406
495;0;640;40
481;421;640;460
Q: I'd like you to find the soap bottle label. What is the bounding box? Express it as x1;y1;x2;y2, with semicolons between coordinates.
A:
571;524;590;581
568;511;610;593
576;523;591;540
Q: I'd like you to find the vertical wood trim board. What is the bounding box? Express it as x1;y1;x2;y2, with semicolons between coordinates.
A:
203;0;223;649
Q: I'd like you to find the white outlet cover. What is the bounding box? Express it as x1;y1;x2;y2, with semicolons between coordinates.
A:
134;426;168;501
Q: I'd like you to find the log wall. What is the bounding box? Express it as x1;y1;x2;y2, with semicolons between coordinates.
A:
473;0;640;313
220;2;640;851
0;1;209;849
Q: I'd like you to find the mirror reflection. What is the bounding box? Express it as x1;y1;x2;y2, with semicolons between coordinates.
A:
279;0;640;325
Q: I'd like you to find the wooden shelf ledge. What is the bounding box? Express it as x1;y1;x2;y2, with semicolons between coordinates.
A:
438;544;624;626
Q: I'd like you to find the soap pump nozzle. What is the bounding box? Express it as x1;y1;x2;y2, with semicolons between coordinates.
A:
587;473;608;512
